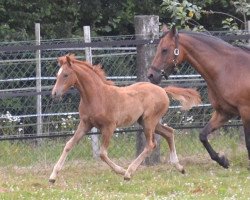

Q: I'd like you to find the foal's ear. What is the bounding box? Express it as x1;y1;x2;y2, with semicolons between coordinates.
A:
66;55;73;68
57;58;64;66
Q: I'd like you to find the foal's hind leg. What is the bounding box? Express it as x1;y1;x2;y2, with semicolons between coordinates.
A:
155;123;185;174
199;111;231;168
49;121;91;183
99;125;126;176
124;122;156;180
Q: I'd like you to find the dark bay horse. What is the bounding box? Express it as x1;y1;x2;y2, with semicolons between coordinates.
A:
49;54;201;183
147;26;250;169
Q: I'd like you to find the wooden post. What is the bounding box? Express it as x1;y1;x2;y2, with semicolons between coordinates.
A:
83;26;99;159
134;15;161;165
35;23;42;141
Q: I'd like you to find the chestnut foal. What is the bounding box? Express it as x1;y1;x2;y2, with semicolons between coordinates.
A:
49;54;201;182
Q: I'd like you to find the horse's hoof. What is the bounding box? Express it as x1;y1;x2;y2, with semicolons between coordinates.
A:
49;179;56;184
219;155;229;168
181;168;186;174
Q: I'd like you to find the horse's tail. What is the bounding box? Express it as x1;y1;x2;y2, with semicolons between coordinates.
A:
164;86;201;110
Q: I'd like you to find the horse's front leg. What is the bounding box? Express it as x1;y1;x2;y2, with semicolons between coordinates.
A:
99;125;126;176
199;111;231;168
155;123;185;173
49;121;91;183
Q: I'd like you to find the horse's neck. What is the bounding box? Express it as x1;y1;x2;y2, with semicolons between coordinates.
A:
181;35;230;83
74;64;106;104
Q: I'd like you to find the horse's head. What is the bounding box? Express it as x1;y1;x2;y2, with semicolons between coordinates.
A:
52;54;77;100
147;25;183;84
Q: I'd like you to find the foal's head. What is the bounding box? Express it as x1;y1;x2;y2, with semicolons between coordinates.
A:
147;26;184;84
52;54;77;99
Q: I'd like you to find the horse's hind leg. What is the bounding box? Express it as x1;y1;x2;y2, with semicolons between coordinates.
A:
124;122;156;180
242;121;250;169
239;109;250;169
155;123;185;174
99;125;126;176
199;111;231;168
49;121;91;183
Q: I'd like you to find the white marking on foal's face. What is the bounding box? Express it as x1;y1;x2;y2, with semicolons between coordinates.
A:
57;67;63;76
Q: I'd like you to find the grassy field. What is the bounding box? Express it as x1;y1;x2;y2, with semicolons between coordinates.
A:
0;156;250;200
0;130;250;199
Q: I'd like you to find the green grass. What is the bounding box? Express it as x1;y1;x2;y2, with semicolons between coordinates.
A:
0;129;249;199
0;159;250;199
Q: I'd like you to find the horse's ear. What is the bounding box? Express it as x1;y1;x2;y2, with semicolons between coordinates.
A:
162;24;169;33
171;25;177;36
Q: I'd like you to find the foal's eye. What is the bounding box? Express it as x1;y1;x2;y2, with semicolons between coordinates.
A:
63;74;68;78
162;48;168;54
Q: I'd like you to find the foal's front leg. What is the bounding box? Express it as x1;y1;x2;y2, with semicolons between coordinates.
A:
99;125;126;176
49;121;91;183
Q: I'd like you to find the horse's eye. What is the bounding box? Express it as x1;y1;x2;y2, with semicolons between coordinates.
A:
63;74;68;78
162;48;168;54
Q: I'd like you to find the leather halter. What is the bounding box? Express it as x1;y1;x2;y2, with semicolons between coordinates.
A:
173;29;179;67
149;30;180;79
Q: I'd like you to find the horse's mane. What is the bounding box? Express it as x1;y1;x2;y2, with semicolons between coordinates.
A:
59;54;114;85
161;29;234;49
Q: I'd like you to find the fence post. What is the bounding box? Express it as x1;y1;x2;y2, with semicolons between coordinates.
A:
35;23;43;141
134;15;161;165
83;26;99;159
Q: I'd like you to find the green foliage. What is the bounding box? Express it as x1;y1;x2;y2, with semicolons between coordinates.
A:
0;0;249;40
161;0;202;29
160;0;250;31
222;18;239;31
233;0;250;17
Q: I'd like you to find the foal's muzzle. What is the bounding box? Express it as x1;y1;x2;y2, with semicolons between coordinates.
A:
51;90;63;101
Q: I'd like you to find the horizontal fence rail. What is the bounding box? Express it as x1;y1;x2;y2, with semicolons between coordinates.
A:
0;33;249;52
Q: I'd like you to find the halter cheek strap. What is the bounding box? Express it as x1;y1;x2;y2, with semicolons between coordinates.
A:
173;29;179;67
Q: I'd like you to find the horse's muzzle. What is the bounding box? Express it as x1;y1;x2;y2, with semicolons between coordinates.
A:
147;66;162;84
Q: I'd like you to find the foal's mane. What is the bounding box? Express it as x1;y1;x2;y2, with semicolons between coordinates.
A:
60;54;114;85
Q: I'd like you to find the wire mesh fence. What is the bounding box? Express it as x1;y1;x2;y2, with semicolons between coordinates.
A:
0;30;249;169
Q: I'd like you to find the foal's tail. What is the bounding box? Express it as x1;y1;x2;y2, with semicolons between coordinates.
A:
164;86;201;110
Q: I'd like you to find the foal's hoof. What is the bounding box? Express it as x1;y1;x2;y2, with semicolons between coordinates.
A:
181;168;186;174
218;155;229;169
124;173;131;181
49;179;56;184
124;176;131;181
